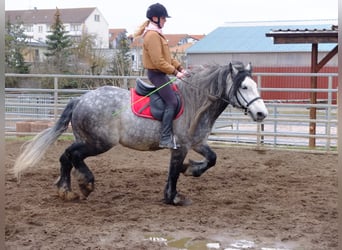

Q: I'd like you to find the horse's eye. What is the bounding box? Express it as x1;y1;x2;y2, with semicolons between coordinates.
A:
242;86;248;90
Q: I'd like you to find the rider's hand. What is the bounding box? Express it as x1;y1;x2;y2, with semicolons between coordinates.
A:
176;71;185;79
181;69;191;77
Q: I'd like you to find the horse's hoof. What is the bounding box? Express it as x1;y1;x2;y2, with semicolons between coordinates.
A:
57;188;80;201
79;182;94;198
183;167;193;176
183;167;201;177
173;194;192;206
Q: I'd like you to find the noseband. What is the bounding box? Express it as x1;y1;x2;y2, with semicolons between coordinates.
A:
236;88;261;115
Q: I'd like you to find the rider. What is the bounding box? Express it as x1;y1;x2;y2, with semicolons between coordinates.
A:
134;3;188;149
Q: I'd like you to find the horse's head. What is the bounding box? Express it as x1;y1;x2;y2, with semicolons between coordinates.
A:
228;62;268;122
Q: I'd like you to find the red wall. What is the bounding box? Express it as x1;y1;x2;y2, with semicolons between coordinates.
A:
254;67;338;102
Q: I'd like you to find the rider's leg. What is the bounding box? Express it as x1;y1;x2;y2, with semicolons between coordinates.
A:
159;106;177;148
147;70;179;149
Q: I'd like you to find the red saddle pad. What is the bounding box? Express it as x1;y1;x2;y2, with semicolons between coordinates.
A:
130;85;183;120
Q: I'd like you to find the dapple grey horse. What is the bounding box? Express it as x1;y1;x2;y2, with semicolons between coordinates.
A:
13;62;268;205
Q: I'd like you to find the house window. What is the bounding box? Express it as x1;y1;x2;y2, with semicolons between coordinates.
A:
38;25;43;33
46;24;52;32
25;25;33;32
70;24;81;31
94;14;100;22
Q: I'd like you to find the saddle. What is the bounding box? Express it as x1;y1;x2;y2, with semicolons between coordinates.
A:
131;78;184;121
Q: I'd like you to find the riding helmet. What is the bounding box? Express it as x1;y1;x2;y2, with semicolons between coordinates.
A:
146;3;171;19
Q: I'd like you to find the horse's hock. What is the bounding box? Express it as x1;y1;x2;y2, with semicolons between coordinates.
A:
16;120;55;136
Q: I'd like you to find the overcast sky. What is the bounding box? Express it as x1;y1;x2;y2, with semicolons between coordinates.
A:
5;0;338;35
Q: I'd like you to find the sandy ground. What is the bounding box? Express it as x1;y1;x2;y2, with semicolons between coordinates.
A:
5;140;337;250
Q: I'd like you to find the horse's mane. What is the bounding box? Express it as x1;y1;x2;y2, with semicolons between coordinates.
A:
180;61;251;106
177;63;231;117
179;64;227;105
175;64;230;135
176;62;249;135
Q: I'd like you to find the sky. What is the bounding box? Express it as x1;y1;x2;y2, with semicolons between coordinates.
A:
5;0;338;35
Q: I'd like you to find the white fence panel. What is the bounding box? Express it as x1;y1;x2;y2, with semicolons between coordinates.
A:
5;73;338;152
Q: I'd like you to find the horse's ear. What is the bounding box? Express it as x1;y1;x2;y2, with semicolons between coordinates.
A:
229;62;239;76
245;62;252;73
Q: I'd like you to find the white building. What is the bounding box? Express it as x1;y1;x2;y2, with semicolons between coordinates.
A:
5;7;109;49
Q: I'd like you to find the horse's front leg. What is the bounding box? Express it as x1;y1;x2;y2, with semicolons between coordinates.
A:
183;144;217;177
164;148;190;205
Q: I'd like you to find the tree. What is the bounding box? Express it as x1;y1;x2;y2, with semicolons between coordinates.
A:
5;19;30;74
67;32;108;88
44;8;73;73
108;32;132;84
72;32;107;75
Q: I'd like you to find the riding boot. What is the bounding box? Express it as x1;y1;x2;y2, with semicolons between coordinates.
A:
159;107;178;149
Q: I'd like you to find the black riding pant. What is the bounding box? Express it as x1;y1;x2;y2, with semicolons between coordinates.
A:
147;69;178;110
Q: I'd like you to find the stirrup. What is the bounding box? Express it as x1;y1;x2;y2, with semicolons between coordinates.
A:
159;136;179;149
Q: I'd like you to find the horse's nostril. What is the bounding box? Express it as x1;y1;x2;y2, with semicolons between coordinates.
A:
257;112;266;120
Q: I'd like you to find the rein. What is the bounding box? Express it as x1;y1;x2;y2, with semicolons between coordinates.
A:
180;71;259;115
120;66;259;120
179;78;225;103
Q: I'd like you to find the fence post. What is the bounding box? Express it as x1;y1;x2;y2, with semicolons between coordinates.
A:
54;77;58;121
274;105;278;146
325;76;333;151
309;44;318;148
256;75;263;147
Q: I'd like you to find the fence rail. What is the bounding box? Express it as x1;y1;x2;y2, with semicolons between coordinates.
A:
5;72;338;152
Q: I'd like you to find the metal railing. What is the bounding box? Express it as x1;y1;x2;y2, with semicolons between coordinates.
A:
5;72;338;152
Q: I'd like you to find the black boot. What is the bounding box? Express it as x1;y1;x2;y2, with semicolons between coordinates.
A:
159;107;178;149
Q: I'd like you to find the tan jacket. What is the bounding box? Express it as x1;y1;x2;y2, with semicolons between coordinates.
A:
142;30;182;75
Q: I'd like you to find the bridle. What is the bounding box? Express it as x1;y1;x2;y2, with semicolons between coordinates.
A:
179;67;261;115
236;88;261;115
226;70;261;115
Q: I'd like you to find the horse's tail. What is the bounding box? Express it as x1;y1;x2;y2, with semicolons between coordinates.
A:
13;97;80;181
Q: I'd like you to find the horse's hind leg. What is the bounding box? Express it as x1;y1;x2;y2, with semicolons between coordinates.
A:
56;150;80;200
56;142;111;200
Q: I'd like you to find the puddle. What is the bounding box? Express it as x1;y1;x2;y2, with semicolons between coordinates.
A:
145;235;292;250
230;239;255;248
145;235;220;250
